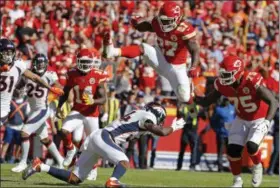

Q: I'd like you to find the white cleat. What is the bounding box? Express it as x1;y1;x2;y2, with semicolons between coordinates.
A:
11;162;28;173
63;146;77;168
87;168;98;181
231;176;243;187
252;163;263;187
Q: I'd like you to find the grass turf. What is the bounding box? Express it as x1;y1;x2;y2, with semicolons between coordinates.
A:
0;164;278;187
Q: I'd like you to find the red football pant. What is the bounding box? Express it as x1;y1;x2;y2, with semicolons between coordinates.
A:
229;158;242;175
249;150;262;165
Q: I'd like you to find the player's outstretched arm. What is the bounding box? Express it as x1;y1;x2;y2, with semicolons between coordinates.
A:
144;118;186;136
185;37;200;67
56;86;71;119
23;70;64;96
195;89;221;107
257;85;278;121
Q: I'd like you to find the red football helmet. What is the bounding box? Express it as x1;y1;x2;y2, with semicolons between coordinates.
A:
219;55;245;85
76;49;101;73
157;2;182;32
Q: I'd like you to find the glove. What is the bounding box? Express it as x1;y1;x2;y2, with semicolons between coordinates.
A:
101;113;108;123
50;87;64;96
0;64;10;72
188;67;199;78
257;119;270;134
82;93;94;105
171;118;186;132
131;12;144;28
56;107;65;119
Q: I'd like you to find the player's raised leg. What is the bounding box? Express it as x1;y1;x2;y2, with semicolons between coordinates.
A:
12;109;49;173
246;118;269;187
61;111;84;167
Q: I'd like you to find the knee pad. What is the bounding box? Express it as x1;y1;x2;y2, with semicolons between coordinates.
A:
177;85;190;102
246;141;259;155
227;144;243;159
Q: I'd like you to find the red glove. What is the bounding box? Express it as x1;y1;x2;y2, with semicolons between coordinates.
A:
188;67;200;78
50;87;64;96
0;64;10;72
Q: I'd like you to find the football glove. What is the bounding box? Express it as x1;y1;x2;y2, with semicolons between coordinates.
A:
56;107;65;119
50;87;64;96
101;113;109;123
82;93;95;105
257;119;270;134
171;118;186;132
0;64;10;72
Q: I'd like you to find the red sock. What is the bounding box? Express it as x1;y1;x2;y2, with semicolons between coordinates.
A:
249;150;262;165
63;133;74;150
229;158;242;175
120;45;142;58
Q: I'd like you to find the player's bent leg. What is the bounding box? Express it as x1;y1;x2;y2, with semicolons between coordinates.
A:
227;144;244;187
23;157;82;185
106;160;129;188
176;84;191;103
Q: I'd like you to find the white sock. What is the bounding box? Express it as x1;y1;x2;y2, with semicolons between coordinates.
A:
40;163;50;172
47;142;64;165
234;175;242;180
20;140;30;164
106;44;121;57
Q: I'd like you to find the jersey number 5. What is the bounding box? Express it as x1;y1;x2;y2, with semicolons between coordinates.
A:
228;96;257;113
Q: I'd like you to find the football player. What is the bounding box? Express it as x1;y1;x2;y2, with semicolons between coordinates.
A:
0;38;63;125
103;1;200;103
11;54;64;173
195;55;278;187
56;49;108;180
23;102;185;187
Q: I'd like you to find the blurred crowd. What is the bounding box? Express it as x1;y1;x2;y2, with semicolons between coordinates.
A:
0;0;279;174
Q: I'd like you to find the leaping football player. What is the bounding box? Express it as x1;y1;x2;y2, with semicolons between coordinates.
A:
195;55;278;187
23;102;186;187
0;38;64;125
103;1;199;103
56;48;108;180
11;54;64;173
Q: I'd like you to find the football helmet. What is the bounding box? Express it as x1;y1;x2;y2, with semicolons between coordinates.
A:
0;38;16;66
145;102;167;126
219;55;245;85
157;2;182;32
76;48;101;73
32;53;48;76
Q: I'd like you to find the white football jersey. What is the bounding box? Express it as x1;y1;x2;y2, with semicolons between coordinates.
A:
104;110;157;145
0;60;27;118
26;71;58;110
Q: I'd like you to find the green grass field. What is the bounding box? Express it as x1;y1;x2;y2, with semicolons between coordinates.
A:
0;164;278;187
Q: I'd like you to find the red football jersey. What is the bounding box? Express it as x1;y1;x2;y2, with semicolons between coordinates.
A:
151;18;196;65
66;68;108;117
214;71;269;121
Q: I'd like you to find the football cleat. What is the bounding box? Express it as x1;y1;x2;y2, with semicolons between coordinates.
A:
11;162;27;173
86;168;98;181
105;177;126;188
63;146;78;168
231;176;243;187
252;163;263;187
22;157;42;180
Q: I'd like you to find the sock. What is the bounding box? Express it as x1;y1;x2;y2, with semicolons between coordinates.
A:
47;166;71;182
111;162;126;180
63;133;74;150
41;163;51;172
47;142;64;165
120;45;142;58
20;138;30;164
229;158;242;176
249;150;262;165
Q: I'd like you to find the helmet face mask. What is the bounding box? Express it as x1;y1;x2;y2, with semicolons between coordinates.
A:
32;54;48;76
77;49;101;73
219;69;238;85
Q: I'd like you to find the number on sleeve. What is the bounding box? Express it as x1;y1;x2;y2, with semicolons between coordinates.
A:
177;22;188;32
